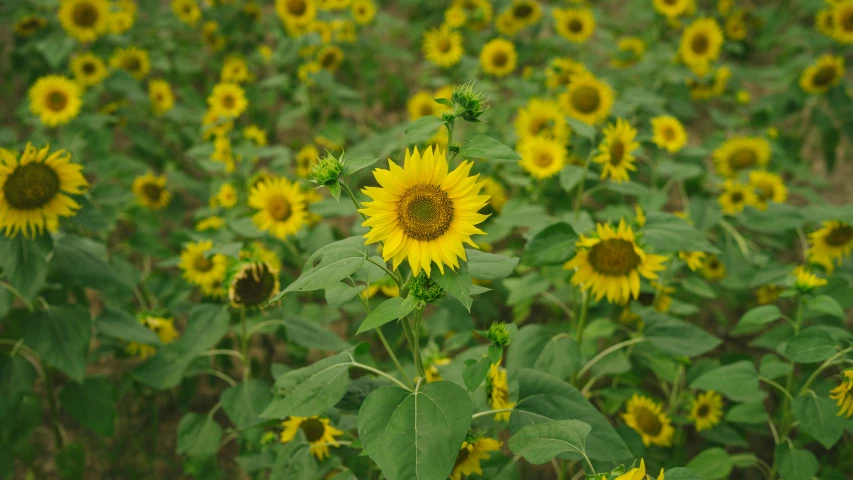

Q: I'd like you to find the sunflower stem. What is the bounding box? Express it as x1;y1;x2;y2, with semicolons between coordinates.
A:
340;181;368;221
240;308;250;380
358;290;413;389
779;296;803;440
575;291;590;345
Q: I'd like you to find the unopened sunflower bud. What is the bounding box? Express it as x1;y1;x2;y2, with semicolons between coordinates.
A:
309;152;343;186
485;321;511;348
452;82;488;123
408;272;446;304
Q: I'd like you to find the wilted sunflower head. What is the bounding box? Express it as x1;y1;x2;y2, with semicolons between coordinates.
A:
228;261;280;308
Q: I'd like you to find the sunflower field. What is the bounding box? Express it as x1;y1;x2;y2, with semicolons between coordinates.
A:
2;0;853;479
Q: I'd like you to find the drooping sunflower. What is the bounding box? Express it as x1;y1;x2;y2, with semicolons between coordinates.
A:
126;316;179;359
29;75;82;127
207;82;248;119
514;98;570;143
243;125;267;146
249;177;308;240
172;0;200;24
450;437;502;480
564;220;667;304
422;25;464;68
227;261;280;308
679;251;706;271
545;57;588;90
110;47;150;79
553;7;595;43
559;73;614;125
486;362;515;421
70;53;108;87
594;118;639;183
612;36;646;68
830;370;853;417
216;183;238;208
132;172;171;210
713;136;771;177
747;170;787;211
148;79;174;116
0;144;88;238
480;38;517;78
275;0;317;26
702;254;726;281
622;394;675;447
809;221;853;268
221;57;251;84
14;15;48;37
832;0;853;43
280;416;343;460
650;115;687;153
351;0;376;24
58;0;110;42
799;54;845;94
690;391;724;431
196;216;225;232
316;45;345;72
517;135;567;179
718;179;756;215
179;240;229;289
359;146;489;277
653;0;691;18
680;18;724;76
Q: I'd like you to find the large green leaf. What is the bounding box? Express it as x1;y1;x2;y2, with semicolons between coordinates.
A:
793;394;844;449
272;236;367;300
643;313;721;357
690;361;764;403
221;380;272;431
0;235;50;303
521;222;577;267
95;307;160;345
177;413;223;457
59;376;116;436
431;263;473;311
50;235;129;292
458;135;520;162
262;351;353;419
775;444;818;480
686;448;732;480
642;213;718;253
358;381;472;480
403;116;443;144
731;305;782;336
22;306;91;382
784;328;836;364
508;419;591;465
356;296;417;334
507;325;580;381
285;316;350;351
466;250;519;280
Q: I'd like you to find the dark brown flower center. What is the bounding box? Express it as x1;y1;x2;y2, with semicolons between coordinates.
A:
588;238;641;276
609;141;625;165
533;150;554;168
491;51;508;68
454;447;471;468
47;91;69;111
437;36;452;52
82;62;96;74
812;66;838;88
231;262;277;307
730;191;744;203
755;182;774;201
287;0;307;15
267;195;291;221
320;51;338;68
842;10;853;31
662;126;676;141
568;19;583;33
826;225;853;246
571;85;600;114
691;33;710;55
635;407;663;436
512;4;533;19
193;255;212;272
397;184;454;240
142;183;163;201
73;2;99;27
222;94;235;109
696;404;710;418
124;55;142;73
3;163;61;210
729;148;757;169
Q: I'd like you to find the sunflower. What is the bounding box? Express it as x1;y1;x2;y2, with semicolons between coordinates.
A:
718;179;756;215
280;416;343;460
594;118;639;183
202;21;225;51
14;15;47;37
496;11;524;36
514;98;570;143
249;177;308;240
58;0;110;42
361;275;400;300
216;183;238;208
816;9;835;37
452;0;493;30
755;284;783;305
276;0;317;26
832;0;853;43
650;115;687;153
70;53;108;87
316;45;344;72
559;73;614;125
486;362;515;421
172;0;201;24
296;145;319;178
196;216;225;231
148;79;174;116
132;172;171;210
424;355;451;383
179;240;229;289
689;391;724;431
509;0;541;27
28;75;82;127
480;38;517;78
564;220;667;304
653;0;690;18
243;125;267;147
109;0;136;34
210;134;237;172
615;459;665;480
680;18;724;76
359;146;489;277
747;170;787;210
799;54;845;94
126;316;179;359
207;83;248;119
228;261;280;308
793;265;827;292
701;254;726;281
688;64;731;99
422;25;464;68
221;57;251;84
679;251;706;271
622;394;675;447
351;0;376;24
612;36;646;68
545;57;588;90
482;177;507;214
450;437;502;480
517;137;565;180
110;47;150;79
0;144;88;238
830;370;853;417
713;136;771;177
553;8;595;43
809;221;853;268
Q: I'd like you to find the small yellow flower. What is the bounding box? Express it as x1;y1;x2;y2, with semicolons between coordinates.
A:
280;416;343;460
486;362;515;421
110;47;151;79
702;254;726;281
718;180;757;215
553;7;595;43
689;391;724;431
29;75;82;127
149;79;175;116
623;395;675;447
650;116;687;153
480;38;518;78
132;172;171;210
70;53;108;87
243;125;268;146
126;316;179;359
518;136;566;180
594;118;639;183
216;183;238;208
793;266;827;292
422;25;464;68
196;216;225;231
450;437;502;480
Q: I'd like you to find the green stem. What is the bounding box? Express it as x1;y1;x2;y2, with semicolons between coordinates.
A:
575;291;590;345
341;181;368;221
760;376;794;403
799;346;853;395
412;308;426;379
240;308;250;379
471;408;515;419
576;337;645;378
573;160;590;221
44;368;64;449
668;365;684;416
377;328;413;389
779;296;804;439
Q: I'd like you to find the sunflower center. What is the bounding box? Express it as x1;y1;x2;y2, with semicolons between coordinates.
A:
691;33;710;55
588;238;641;276
397;184;454;241
812;66;838;88
708;258;720;269
267;195;292;221
437;37;452;52
842;11;853;31
491;51;509;68
638;292;655;306
568;19;583;33
663;0;677;5
730;191;744;203
419;104;435;117
193;255;212;272
320;52;337;68
82;62;96;74
534;151;554;168
222;94;236;109
300;418;326;442
231;263;276;307
826;225;853;246
696;404;710;418
47;91;69;111
635;407;664;436
287;0;307;15
729;148;757;168
3;163;61;210
755;183;774;200
124;56;142;73
513;4;533;19
142;183;164;202
529;116;553;136
609;141;625;165
73;2;99;27
662;126;676;141
571;85;601;114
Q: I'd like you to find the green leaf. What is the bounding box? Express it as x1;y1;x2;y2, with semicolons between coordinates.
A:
775;444;818;480
686;448;732;480
680;277;716;299
95;308;160;345
510;369;632;462
56;443;86;480
403;116;443;143
325;282;365;307
177;413;223;457
0;235;50;303
521;222;577;267
507;419;591;465
432;263;473;311
737;204;805;233
559;165;586;193
759;354;791;379
342;157;381;175
466;250;519;280
262;351;353;419
272;237;367;300
690;361;763;403
643;313;722;357
22;306;91;382
51;235;129;292
657;160;703;180
285;316;350;351
507;327;580;381
642;213;718;253
221;380;273;430
662;468;703;480
784;327;836;363
565;117;596;141
724;403;766;425
36;35;76;69
204;242;243;259
793;394;844;449
458;135;521;162
463;357;491;391
805;294;845;319
270;439;318;480
357;381;472;480
59;376;115;437
357;296;417;334
731;305;782;336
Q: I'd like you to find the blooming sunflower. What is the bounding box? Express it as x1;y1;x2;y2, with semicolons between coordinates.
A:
70;53;108;87
718;179;756;215
408;91;441;120
207;83;248;119
196;216;225;231
755;284;783;305
14;15;47;37
422;25;464;68
650;115;687;153
450;437;502;480
243;125;267;146
110;47;150;79
594;118;639;183
702;254;726;281
688;64;731;100
799;54;845;94
612;36;646;68
509;0;542;27
280;416;343;460
713;136;771;177
679;251;706;271
480;38;517;78
748;170;787;210
0;144;88;238
351;0;376;24
832;0;853;43
316;45;345;72
132;172;171;210
108;0;136;34
172;0;200;24
564;220;667;304
148;79;174;116
227;261;280;308
221;57;251;84
216;183;238;208
496;11;523;36
29;75;82;127
559;73;614;125
653;0;691;18
486;362;515;421
553;7;595;43
680;18;724;76
816;9;835;37
359;146;489;277
690;391;724;431
622;394;675;447
809;221;853;268
276;0;317;26
126;316;179;359
249;177;308;240
58;0;110;42
514;98;570;143
545;57;588;90
179;240;229;289
830;370;853;417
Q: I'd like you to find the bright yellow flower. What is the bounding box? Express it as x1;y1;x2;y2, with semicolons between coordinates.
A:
545;57;588;90
622;394;675;447
793;265;827;292
280;416;343;460
612;36;646;68
216;183;238;208
831;0;853;43
713;136;771;177
514;98;570;143
243;125;268;146
487;362;515;421
747;170;787;210
594;118;639;183
58;0;110;42
809;221;853;269
830;370;853;417
702;254;726;281
207;83;248;118
249;177;308;240
276;0;317;26
351;0;376;24
196;216;225;231
126;316;179;359
172;0;201;24
110;47;151;79
133;172;171;210
799;54;845;94
718;179;757;215
650;115;687;153
221;57;252;84
149;79;175;115
449;437;502;480
179;240;229;289
70;53;108;87
654;0;691;18
679;17;724;76
422;25;464;68
518;136;566;180
559;73;614;125
690;391;724;431
480;38;517;78
553;7;595;43
28;75;82;127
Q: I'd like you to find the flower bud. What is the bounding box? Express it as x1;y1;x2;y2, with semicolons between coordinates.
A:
451;82;488;123
309;152;343;186
408;272;445;304
485;321;512;347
